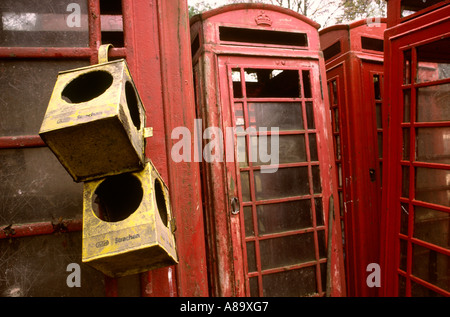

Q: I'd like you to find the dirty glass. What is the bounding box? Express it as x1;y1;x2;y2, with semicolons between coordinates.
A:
250;134;307;165
412;244;450;292
416;83;450;122
244;206;254;237
415;167;450;207
414;206;450;249
403;128;410;160
256;199;313;235
0;232;105;297
0;59;89;136
309;133;318;161
416;127;450;164
259;233;316;270
247;102;303;131
403;90;411;123
246;241;257;273
262;265;317;296
0;147;83;225
0;0;89;47
253;167;309;200
240;171;251;202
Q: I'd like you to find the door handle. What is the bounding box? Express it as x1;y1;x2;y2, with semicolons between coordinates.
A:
230;197;240;215
369;168;376;182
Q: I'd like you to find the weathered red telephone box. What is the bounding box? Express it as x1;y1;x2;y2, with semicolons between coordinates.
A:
320;18;386;297
0;0;207;297
381;0;450;296
191;3;346;297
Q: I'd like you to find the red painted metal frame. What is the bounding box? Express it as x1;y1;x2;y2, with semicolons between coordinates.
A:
381;1;450;297
228;63;328;297
320;19;386;297
191;3;346;297
0;0;208;297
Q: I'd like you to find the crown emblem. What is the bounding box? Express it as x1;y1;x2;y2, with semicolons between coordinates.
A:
255;11;272;26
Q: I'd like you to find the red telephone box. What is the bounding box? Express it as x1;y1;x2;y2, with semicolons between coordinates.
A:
381;0;450;296
319;18;386;297
191;3;345;297
0;0;207;297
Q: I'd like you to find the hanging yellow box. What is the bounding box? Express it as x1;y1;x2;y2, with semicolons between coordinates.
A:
39;57;148;182
81;160;178;277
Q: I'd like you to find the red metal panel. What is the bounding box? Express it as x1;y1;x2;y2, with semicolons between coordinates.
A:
120;0;208;297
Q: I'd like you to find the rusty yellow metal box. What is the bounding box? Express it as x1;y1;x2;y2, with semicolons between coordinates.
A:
81;160;178;277
39;58;147;182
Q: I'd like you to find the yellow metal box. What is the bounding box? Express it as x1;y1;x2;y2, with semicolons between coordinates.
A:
82;160;178;277
39;59;147;182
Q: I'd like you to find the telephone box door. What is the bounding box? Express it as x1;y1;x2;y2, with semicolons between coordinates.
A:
217;55;344;297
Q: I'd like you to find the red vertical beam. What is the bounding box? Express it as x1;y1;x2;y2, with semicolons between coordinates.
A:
154;0;209;296
88;0;101;64
124;0;173;297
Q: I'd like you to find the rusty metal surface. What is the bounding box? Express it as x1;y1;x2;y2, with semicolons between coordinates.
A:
39;58;147;182
82;161;177;278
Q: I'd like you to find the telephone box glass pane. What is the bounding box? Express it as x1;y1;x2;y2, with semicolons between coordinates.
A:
412;244;450;292
414;206;450;249
402;165;410;198
312;165;322;194
305;101;315;129
416;38;450;83
249;277;259;296
256;200;313;235
403;128;410;160
244;206;254;237
259;233;316;270
0;0;89;47
309;133;318;161
0;60;89;136
400;203;409;235
416;84;450;122
262;266;317;296
247;103;303;131
244;68;300;98
250;134;307;165
0;232;105;297
232;69;243;98
415;167;450;207
240;171;251;202
403;90;411;123
246;241;257;272
401;0;445;18
411;281;444;297
399;239;407;271
404;50;411;84
315;198;324;226
237;136;248;167
0;148;82;224
416;127;450;164
253;167;309;201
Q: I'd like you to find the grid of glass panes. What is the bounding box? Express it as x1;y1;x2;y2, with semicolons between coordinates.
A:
231;66;327;297
399;37;450;296
0;0;138;296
